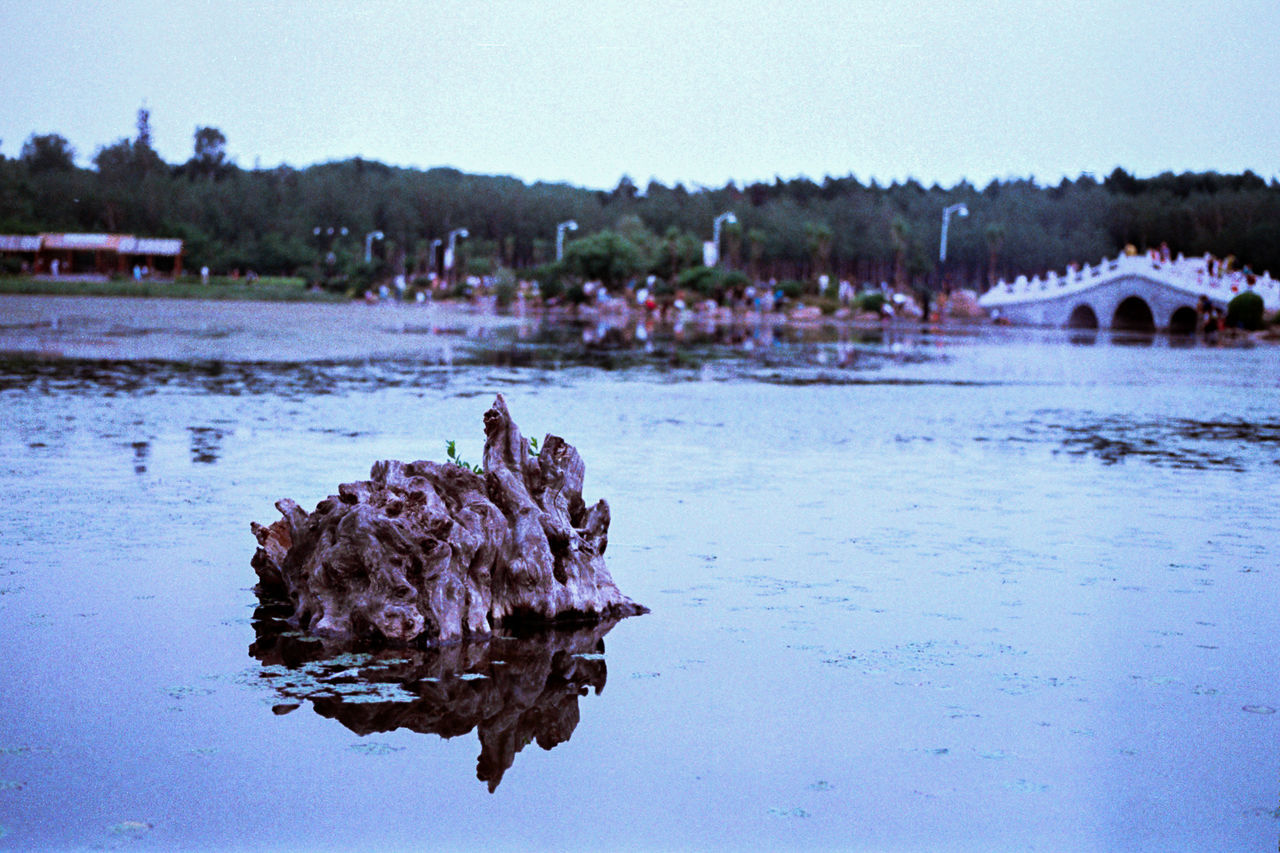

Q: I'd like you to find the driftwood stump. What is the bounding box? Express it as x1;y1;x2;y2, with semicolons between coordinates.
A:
250;394;645;646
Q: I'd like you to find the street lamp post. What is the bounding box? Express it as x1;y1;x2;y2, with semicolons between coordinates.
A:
364;230;385;264
429;239;443;276
312;225;349;276
712;211;737;267
446;228;469;285
939;203;969;263
556;220;578;261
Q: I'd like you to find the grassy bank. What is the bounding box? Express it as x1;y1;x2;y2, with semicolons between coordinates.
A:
0;275;344;303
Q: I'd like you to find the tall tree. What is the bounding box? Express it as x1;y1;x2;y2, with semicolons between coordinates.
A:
186;126;230;179
20;133;76;173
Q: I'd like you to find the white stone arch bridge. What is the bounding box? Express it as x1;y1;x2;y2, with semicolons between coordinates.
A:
977;252;1279;331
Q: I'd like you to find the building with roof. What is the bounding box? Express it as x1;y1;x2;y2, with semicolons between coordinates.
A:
0;233;184;279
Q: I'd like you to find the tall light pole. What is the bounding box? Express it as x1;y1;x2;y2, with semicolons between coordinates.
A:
939;203;968;263
712;211;737;267
312;225;348;274
446;228;469;284
364;230;384;264
556;220;578;261
430;238;442;275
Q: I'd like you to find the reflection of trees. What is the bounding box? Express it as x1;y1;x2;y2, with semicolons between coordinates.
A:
249;606;619;791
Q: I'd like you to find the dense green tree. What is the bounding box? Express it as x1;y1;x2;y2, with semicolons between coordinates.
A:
2;116;1278;288
562;229;645;289
20;134;76;173
183;126;232;180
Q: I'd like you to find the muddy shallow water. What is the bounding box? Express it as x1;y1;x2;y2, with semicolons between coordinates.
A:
1;298;1278;850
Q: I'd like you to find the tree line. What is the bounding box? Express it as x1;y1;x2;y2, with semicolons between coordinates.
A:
3;112;1278;297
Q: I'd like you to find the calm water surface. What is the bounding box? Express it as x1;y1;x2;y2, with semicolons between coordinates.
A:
1;320;1278;851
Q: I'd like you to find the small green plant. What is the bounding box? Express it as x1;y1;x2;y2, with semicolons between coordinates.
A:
446;436;540;472
445;440;483;474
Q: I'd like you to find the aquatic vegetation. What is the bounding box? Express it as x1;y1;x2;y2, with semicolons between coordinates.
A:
162;685;214;700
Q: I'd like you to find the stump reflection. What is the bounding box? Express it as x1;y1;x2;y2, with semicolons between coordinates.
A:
249;604;621;792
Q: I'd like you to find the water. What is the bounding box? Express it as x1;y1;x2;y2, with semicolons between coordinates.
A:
1;306;1278;850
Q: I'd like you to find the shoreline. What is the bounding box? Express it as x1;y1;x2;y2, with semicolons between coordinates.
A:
0;293;523;362
1;292;1273;363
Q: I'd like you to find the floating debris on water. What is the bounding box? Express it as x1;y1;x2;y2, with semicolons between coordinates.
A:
162;685;214;700
348;741;406;756
808;780;834;791
108;820;153;838
0;780;24;791
767;807;811;819
1005;779;1050;793
1242;705;1277;715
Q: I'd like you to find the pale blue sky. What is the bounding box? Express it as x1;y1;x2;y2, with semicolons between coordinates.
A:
2;0;1277;190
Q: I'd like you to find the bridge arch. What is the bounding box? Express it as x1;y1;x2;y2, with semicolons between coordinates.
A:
1112;296;1155;332
1066;303;1099;329
1168;305;1199;335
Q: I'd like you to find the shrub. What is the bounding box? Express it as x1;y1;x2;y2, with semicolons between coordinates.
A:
776;279;805;300
674;266;747;300
1226;291;1265;330
493;270;517;308
856;291;886;313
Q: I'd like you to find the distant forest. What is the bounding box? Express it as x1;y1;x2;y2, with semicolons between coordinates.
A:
4;112;1279;293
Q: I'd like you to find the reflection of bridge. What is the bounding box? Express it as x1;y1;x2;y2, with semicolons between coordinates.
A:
977;252;1279;331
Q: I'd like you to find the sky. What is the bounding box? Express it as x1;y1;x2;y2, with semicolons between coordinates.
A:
2;0;1278;191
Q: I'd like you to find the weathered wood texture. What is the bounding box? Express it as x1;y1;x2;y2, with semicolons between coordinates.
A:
251;395;645;645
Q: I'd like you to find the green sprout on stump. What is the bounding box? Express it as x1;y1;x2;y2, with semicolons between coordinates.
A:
446;436;541;474
445;440;483;474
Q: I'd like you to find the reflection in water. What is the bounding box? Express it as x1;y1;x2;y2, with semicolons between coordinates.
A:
249;604;621;792
188;426;225;464
480;317;935;373
1109;330;1157;348
130;440;150;474
1068;330;1098;346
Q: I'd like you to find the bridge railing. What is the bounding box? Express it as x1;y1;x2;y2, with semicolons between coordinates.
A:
985;250;1278;309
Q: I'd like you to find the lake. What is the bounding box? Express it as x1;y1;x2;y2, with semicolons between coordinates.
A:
1;298;1278;850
